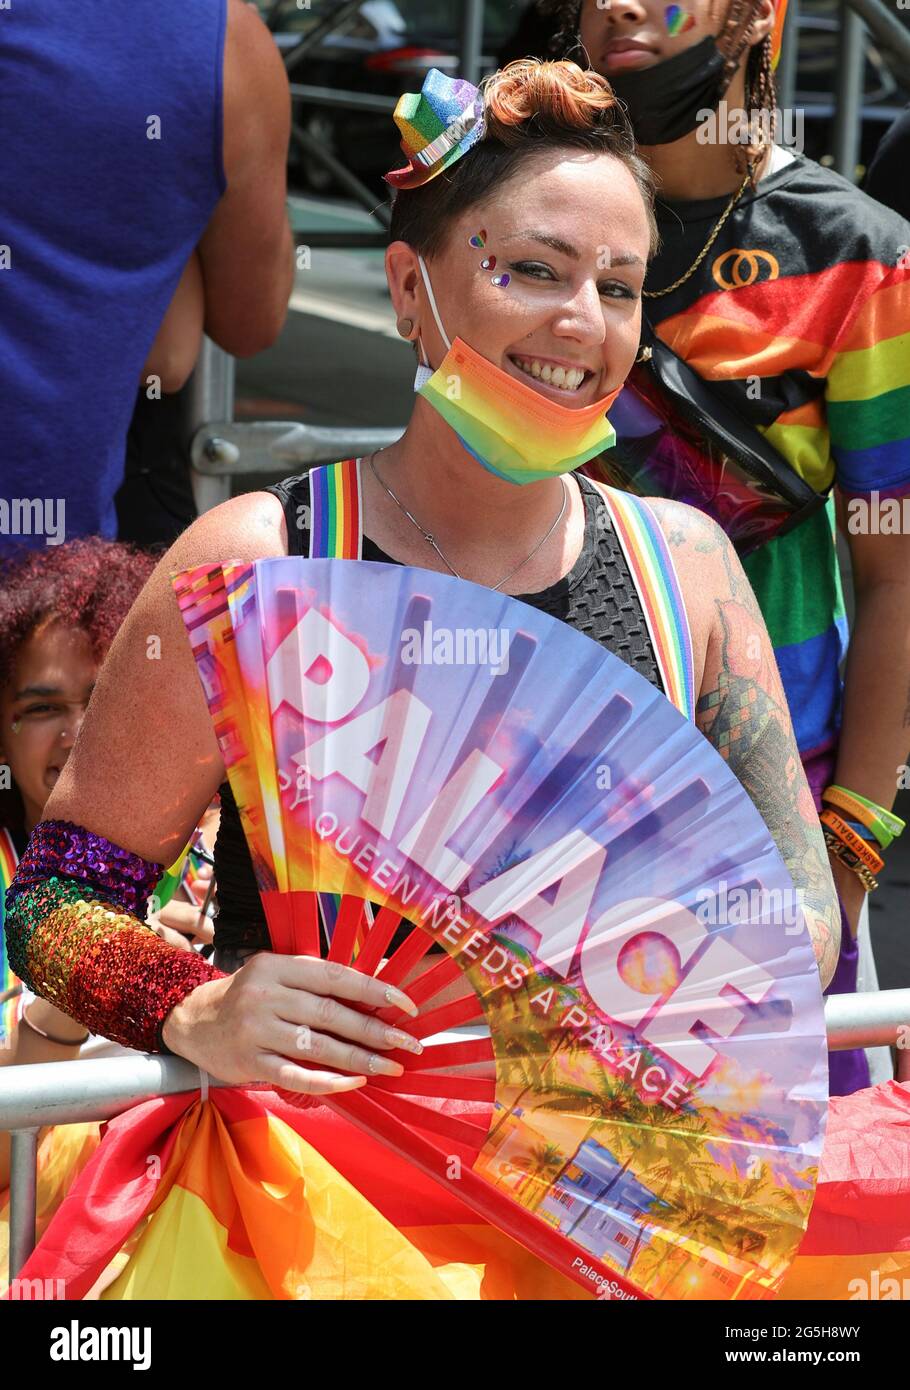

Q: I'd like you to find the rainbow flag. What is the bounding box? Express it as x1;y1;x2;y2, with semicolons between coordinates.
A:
0;828;22;1043
780;1081;910;1299
7;1087;586;1300
12;1080;910;1301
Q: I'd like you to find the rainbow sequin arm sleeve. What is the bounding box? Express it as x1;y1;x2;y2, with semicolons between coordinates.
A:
4;820;226;1054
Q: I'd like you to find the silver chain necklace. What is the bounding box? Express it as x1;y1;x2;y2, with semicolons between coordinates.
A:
366;453;568;593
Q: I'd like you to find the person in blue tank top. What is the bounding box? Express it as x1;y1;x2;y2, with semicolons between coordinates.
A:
0;0;294;553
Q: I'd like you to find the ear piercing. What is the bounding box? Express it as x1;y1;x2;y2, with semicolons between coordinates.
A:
396;317;414;339
10;719;21;734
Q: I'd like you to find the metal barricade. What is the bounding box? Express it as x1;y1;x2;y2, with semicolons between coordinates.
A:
2;989;910;1286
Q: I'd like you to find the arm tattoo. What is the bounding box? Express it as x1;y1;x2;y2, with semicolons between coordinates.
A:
694;551;842;987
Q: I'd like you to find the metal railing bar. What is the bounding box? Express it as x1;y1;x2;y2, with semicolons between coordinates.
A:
1;990;907;1131
833;3;867;177
290;121;391;227
288;83;397;114
459;0;485;87
292;230;389;248
191;422;403;477
281;0;364;77
9;1129;38;1286
775;0;800;115
845;0;910;67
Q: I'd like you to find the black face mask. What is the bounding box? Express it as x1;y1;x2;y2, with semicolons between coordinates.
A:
606;37;729;146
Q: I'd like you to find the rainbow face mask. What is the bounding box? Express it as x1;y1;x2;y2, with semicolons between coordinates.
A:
414;254;623;486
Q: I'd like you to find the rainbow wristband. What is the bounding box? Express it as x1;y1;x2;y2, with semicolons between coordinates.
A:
822;785;904;851
820;809;885;874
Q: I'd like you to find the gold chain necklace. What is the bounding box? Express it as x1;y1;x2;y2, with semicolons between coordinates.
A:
643;170;751;299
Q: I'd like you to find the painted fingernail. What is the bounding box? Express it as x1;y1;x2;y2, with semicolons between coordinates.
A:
368;1054;405;1077
384;1028;424;1055
383;984;418;1016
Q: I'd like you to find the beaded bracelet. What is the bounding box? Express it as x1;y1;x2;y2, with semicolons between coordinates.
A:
820;809;885;875
822;826;879;892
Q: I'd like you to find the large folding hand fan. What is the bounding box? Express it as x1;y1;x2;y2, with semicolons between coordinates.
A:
173;558;828;1301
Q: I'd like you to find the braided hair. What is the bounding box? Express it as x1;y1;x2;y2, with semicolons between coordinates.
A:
540;0;777;183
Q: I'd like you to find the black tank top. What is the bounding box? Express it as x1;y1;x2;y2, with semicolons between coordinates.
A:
211;470;664;954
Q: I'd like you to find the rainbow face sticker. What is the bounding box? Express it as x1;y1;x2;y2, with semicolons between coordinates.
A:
665;4;695;34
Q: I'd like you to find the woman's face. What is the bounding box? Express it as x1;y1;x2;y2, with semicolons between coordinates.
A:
0;621;96;832
579;0;722;75
391;149;650;406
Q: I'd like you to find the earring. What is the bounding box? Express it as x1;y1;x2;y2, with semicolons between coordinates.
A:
634;345;652;364
397;317;414;339
10;719;21;735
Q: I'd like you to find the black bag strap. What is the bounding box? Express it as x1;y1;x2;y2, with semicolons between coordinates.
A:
639;315;829;535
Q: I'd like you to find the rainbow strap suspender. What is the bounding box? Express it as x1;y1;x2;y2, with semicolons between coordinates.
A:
306;458;695;722
598;486;696;722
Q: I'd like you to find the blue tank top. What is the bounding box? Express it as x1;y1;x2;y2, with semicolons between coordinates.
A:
0;0;228;549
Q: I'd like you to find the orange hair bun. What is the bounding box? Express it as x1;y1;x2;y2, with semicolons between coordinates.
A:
483;59;618;134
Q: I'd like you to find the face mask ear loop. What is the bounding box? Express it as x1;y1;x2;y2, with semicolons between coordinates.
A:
417;252;452;352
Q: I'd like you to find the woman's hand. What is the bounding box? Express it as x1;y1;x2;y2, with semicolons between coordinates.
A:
160;954;422;1096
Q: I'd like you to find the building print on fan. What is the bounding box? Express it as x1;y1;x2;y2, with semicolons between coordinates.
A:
537;1138;666;1271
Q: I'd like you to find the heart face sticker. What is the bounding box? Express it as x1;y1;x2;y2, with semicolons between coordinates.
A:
468;230;487;248
491;272;511;288
480;255;496;271
665;4;695;33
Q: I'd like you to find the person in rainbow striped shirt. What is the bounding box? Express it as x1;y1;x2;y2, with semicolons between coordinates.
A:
568;0;910;1093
